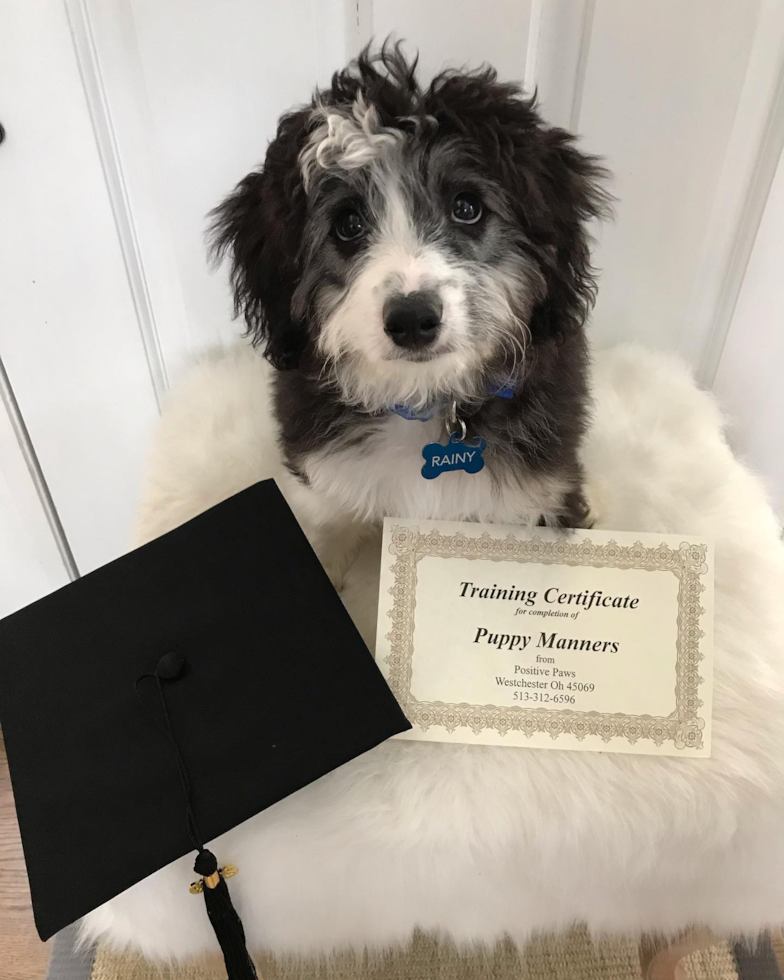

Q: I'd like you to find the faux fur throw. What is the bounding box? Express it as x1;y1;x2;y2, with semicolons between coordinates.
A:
82;345;784;961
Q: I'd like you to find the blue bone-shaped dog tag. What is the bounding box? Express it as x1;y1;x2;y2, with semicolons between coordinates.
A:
421;433;487;480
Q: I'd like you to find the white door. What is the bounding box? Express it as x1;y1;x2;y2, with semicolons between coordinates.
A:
2;0;783;617
1;0;161;614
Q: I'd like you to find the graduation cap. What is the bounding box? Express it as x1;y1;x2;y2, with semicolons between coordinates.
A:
0;480;409;979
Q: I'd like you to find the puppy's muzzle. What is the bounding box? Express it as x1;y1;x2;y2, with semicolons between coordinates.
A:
383;291;443;350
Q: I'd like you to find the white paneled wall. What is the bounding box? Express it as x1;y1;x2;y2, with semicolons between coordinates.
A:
579;1;765;358
0;367;72;617
1;0;783;616
714;150;784;518
86;0;348;376
535;0;596;130
0;0;160;592
368;0;536;86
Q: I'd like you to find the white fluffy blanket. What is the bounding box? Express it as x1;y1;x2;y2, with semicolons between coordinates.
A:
82;345;784;961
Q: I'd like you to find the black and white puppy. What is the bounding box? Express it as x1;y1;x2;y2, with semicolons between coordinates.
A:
211;46;609;581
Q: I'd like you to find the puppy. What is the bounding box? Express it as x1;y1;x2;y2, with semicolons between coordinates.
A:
211;45;609;583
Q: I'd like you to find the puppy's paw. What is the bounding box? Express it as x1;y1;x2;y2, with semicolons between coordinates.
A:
583;478;609;529
312;520;371;595
322;560;348;594
584;502;599;529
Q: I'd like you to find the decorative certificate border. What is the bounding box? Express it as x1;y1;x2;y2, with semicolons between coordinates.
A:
383;525;710;751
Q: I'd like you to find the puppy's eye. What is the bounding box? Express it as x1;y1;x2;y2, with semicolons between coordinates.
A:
333;209;366;242
451;192;483;225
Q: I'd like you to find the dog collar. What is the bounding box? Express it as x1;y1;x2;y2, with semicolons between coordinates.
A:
389;379;517;422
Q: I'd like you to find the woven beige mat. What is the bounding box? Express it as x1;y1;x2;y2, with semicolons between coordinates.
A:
681;943;739;980
89;925;741;980
90;927;750;980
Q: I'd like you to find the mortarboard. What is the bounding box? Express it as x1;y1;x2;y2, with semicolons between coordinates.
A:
0;479;410;979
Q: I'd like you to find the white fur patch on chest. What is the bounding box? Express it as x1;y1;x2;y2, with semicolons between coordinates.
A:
301;415;566;525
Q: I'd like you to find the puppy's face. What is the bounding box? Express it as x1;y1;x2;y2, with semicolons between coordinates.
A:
296;105;545;410
211;48;608;411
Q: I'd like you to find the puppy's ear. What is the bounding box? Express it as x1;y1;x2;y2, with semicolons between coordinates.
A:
209;109;310;369
430;70;610;343
527;128;612;343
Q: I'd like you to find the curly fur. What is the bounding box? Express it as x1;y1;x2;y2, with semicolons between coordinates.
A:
210;46;611;549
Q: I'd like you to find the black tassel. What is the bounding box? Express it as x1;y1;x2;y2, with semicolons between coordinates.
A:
193;849;258;980
135;654;260;980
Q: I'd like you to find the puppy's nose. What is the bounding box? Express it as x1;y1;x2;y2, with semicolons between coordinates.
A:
383;292;443;349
